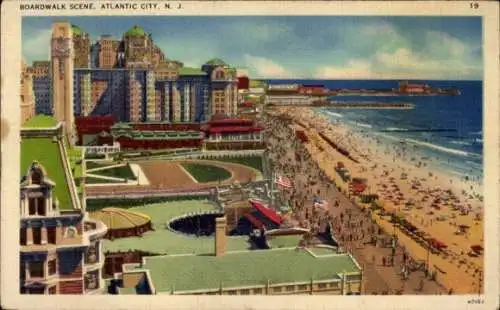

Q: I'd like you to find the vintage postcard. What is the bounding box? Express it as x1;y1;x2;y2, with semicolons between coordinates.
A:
1;1;499;309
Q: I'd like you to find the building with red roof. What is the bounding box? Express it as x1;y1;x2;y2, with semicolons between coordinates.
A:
298;85;328;96
201;118;265;148
249;200;282;230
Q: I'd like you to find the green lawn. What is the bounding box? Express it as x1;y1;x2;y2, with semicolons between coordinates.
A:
181;163;231;183
100;200;251;255
86;161;114;170
309;247;338;256
267;235;303;249
216;156;263;172
137;248;359;293
21;137;74;209
91;164;137;180
22;115;58;128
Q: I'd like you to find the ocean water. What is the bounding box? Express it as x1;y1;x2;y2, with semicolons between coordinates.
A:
266;80;483;182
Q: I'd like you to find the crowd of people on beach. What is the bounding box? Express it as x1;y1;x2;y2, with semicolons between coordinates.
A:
261;110;447;294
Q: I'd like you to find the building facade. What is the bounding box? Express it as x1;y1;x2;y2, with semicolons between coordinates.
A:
20;61;35;124
19;161;108;294
26;61;52;115
27;22;239;126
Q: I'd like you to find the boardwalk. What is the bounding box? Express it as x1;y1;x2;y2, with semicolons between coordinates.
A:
263;111;446;295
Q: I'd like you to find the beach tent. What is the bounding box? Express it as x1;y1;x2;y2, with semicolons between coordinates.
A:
429;238;447;250
470;245;484;255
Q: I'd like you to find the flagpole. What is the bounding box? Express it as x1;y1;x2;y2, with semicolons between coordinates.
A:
271;171;275;208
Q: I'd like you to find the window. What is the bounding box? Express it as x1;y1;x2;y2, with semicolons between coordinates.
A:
28;198;36;215
318;283;327;289
240;289;250;295
272;287;282;293
48;259;56;275
28;287;45;294
227;290;237;295
329;282;339;288
20;262;26;279
29;261;44;278
298;284;307;291
20;228;27;245
37;197;46;216
285;285;295;292
32;227;42;245
253;288;263;294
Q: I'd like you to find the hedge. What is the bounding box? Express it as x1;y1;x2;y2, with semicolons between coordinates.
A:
85;153;106;159
85;195;210;211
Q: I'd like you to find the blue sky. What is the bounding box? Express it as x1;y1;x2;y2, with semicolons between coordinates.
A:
22;16;482;80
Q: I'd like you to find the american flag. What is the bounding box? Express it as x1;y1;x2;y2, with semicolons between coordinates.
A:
275;175;292;188
313;197;329;211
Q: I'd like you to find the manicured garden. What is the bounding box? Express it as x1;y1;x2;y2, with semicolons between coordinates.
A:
215;156;263;172
90;164;137;180
86;161;113;170
181;163;231;183
22;115;59;128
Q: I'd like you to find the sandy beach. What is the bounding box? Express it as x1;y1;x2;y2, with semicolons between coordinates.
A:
265;106;484;294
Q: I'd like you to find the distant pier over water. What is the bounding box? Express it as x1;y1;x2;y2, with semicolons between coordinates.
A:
326;101;415;110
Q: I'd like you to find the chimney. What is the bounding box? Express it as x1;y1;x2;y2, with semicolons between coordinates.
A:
215;216;227;257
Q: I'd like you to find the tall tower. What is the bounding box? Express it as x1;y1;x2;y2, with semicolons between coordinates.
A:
51;22;75;143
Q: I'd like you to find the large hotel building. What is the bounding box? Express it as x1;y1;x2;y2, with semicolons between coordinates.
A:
26;22;239;125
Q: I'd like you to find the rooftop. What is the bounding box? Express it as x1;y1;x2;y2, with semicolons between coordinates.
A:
22;115;59;128
207;126;263;134
266;234;303;249
90;208;151;230
71;24;86;36
133;248;360;293
179;67;207;76
124;25;147;37
205;58;227;67
100;200;251;255
249;80;267;88
113;130;202;140
20;137;74;210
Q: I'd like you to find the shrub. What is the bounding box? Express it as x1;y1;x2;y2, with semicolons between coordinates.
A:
85;195;210;211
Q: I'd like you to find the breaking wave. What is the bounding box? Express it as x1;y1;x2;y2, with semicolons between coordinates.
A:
404;138;469;157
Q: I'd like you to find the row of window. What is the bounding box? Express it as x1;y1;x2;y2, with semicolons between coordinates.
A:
24;196;53;216
20;227;58;245
221;282;340;295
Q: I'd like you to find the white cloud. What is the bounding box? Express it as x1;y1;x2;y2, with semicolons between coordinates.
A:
243;54;294;78
23;29;52;63
375;46;480;79
425;31;471;58
315;60;377;79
